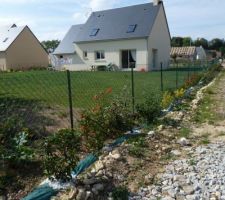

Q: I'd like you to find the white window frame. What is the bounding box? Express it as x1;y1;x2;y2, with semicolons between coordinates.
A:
95;50;105;60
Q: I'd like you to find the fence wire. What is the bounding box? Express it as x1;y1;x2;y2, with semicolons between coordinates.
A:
0;61;211;133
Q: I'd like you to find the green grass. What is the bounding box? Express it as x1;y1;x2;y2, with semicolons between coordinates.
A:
0;70;202;109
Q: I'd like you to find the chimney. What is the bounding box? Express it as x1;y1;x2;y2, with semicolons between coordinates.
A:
153;0;161;6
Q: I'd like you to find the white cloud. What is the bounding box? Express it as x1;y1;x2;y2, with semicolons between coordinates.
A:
72;11;90;24
89;0;117;11
0;16;36;27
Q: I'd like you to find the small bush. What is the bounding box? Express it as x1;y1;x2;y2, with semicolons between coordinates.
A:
112;186;129;200
79;88;134;152
174;88;185;99
184;74;202;88
161;91;174;109
136;93;162;124
0;119;34;165
43;129;81;181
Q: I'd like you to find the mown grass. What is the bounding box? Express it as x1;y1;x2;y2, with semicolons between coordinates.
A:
0;70;202;109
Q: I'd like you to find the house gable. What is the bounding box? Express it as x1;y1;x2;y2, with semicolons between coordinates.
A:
147;2;171;70
6;26;49;69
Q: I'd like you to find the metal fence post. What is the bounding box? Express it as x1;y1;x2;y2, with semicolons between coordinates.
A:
176;62;178;89
188;62;190;81
160;62;163;91
131;66;135;114
67;70;74;130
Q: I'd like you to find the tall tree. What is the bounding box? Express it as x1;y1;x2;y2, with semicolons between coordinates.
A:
42;40;60;53
194;38;209;49
171;37;183;47
182;37;192;46
209;38;224;50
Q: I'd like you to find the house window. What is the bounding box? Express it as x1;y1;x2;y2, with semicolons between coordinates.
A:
83;51;88;58
121;50;136;69
127;24;137;33
95;51;105;60
3;38;8;42
90;28;100;36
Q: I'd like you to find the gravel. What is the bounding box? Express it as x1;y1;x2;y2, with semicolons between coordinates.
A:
130;142;225;200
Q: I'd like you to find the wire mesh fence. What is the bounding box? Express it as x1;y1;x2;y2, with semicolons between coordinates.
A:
0;61;212;133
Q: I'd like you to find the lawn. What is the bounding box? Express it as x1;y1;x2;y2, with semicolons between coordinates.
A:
0;69;203;109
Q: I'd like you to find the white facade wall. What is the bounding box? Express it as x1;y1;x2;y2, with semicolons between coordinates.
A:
0;52;6;71
147;5;171;70
74;39;148;71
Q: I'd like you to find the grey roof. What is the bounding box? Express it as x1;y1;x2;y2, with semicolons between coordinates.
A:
53;24;83;55
0;24;25;51
74;3;161;43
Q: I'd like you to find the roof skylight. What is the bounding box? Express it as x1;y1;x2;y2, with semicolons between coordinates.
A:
90;28;100;36
127;24;137;33
3;38;8;43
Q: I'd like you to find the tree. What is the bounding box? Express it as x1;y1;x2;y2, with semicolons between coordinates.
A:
194;38;209;49
209;38;224;50
42;40;60;53
220;46;225;57
171;37;183;47
182;37;192;46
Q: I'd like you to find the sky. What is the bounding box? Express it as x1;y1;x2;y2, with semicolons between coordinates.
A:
0;0;224;41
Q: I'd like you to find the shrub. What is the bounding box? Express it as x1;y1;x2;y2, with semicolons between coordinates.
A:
184;74;203;88
79;88;134;152
201;64;222;84
174;88;185;99
97;65;107;71
112;186;129;200
0;118;34;165
43;129;81;181
136;93;162;124
161;91;174;110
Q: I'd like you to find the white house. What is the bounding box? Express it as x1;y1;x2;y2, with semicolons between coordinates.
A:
53;0;171;71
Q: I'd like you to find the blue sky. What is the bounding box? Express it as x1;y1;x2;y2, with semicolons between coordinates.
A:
0;0;224;41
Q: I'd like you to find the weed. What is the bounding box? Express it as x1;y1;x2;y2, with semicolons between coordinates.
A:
199;133;210;145
179;127;191;138
127;136;148;157
188;159;197;166
218;132;225;137
161;153;175;161
206;88;215;95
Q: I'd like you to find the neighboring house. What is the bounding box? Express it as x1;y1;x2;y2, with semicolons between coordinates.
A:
54;0;171;71
0;24;49;71
196;46;207;60
170;46;206;61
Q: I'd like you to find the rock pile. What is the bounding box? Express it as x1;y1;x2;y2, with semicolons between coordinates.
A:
52;149;122;200
130;142;225;200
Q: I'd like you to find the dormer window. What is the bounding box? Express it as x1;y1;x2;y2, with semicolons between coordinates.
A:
127;24;137;33
90;28;99;36
3;38;8;43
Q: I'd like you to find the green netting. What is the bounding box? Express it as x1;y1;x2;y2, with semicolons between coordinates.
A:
22;184;58;200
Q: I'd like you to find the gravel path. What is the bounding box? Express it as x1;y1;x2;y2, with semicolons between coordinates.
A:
130;143;225;200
